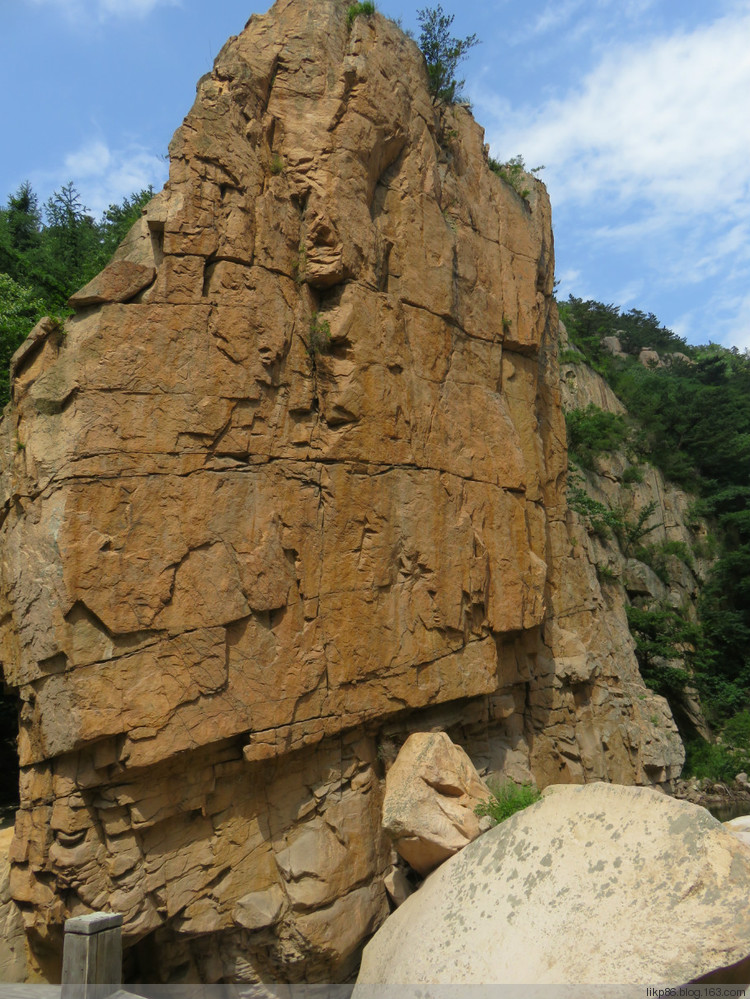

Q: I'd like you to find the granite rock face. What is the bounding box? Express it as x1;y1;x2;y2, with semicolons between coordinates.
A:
0;0;682;983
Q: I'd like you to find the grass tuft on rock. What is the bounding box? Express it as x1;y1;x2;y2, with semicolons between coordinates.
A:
475;780;541;825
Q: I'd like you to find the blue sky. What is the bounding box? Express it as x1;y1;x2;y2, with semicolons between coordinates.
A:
3;0;750;350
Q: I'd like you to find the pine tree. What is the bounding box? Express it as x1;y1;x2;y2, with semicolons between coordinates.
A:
417;5;478;105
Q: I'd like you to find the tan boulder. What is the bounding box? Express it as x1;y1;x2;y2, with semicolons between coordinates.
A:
725;814;750;849
358;783;750;985
382;865;412;907
639;347;662;368
601;334;627;359
68;261;156;307
381;732;491;875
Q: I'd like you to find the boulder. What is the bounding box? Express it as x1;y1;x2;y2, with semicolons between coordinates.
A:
601;335;627;359
68;261;156;307
381;732;491;875
639;348;662;368
357;782;750;985
725;814;750;849
382;865;412;908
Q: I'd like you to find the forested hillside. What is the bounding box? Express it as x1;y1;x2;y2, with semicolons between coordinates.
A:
560;297;750;779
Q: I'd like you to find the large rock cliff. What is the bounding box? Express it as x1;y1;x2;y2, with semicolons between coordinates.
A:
0;0;682;983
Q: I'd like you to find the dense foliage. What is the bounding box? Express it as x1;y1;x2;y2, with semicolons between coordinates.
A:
565;404;629;471
560;296;750;727
684;709;750;782
0;181;153;406
0;272;46;403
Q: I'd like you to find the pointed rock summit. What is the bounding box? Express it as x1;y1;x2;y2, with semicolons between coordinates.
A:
0;0;682;983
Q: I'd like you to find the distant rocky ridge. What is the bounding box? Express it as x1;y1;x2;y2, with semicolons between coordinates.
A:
0;0;684;983
560;326;714;741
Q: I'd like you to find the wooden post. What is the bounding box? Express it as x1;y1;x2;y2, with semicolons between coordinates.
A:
61;911;123;999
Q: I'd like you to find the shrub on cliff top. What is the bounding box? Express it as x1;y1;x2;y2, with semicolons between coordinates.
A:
347;2;375;28
489;155;544;202
417;5;478;104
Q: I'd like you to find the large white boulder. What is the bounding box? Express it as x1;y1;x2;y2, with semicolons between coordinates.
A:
358;783;750;985
381;732;491;875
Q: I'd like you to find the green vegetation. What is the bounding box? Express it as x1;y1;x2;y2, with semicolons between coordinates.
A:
626;603;695;698
0;180;153;406
621;464;644;485
488;154;544;202
635;539;694;584
270;154;285;175
347;2;376;28
0;273;45;403
684;714;750;781
565;404;629;470
561;295;750;732
308;313;332;356
559;347;584;365
567;475;624;540
475;780;541;825
417;5;478;104
568;477;660;556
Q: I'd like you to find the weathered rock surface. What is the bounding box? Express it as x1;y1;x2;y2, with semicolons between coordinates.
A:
381;732;490;874
725;814;750;848
357;783;750;986
0;0;683;983
67;261;156;308
0;828;27;983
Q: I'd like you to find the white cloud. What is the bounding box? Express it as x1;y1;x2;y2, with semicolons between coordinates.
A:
476;6;750;350
27;0;178;21
528;0;587;38
99;0;177;16
553;266;582;300
63;140;112;179
32;139;168;218
484;8;750;215
509;0;657;46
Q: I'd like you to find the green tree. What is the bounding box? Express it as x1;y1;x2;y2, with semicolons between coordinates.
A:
565;404;629;470
96;186;153;265
40;181;102;306
0;182;155;405
417;4;478;104
0;272;45;405
0;182;42;284
625;603;695;698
